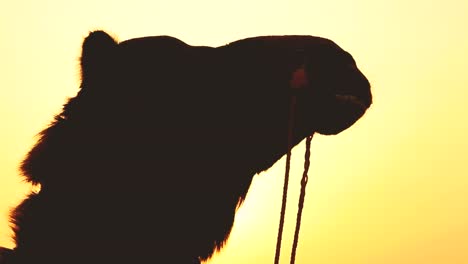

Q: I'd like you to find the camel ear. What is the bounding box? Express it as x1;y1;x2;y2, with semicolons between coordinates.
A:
290;66;309;90
80;30;118;88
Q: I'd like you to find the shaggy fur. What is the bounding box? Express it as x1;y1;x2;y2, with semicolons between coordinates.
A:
2;31;371;264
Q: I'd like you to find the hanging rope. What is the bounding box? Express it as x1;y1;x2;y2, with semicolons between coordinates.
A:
274;95;297;264
274;64;314;263
275;62;314;263
290;134;313;264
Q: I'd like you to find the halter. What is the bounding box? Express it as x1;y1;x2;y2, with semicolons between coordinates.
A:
274;65;314;264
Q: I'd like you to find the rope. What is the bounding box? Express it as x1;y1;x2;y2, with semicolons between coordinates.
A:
274;89;314;264
275;63;314;263
274;95;297;264
290;135;313;264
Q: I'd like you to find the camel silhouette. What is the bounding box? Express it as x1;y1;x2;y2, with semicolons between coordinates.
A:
1;31;372;264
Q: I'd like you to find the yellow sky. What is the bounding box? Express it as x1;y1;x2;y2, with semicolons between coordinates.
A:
1;0;467;263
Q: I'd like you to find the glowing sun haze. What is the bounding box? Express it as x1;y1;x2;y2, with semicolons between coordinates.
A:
1;0;467;263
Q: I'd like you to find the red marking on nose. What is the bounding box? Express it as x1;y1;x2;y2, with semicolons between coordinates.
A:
290;68;308;89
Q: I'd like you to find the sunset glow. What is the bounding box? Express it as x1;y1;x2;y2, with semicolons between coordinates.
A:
1;0;467;263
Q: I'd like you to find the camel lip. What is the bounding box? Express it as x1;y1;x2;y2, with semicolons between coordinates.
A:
312;93;371;135
334;94;369;112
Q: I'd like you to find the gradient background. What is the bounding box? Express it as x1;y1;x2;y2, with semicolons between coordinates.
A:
1;0;467;263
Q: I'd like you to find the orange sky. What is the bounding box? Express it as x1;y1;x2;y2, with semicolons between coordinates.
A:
1;1;467;263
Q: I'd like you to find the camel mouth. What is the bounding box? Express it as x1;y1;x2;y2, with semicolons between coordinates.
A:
313;90;371;135
335;94;369;112
335;94;369;106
